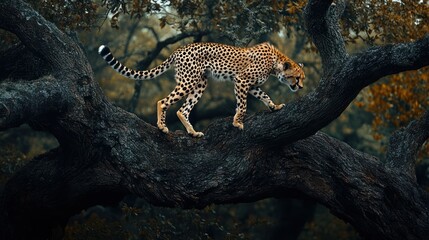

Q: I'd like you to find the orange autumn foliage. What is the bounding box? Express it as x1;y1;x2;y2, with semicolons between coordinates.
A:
357;68;429;156
347;0;428;156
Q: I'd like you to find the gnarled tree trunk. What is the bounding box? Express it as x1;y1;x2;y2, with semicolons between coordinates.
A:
0;0;428;239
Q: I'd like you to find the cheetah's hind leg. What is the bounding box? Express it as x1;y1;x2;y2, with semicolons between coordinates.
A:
177;78;207;137
157;84;187;134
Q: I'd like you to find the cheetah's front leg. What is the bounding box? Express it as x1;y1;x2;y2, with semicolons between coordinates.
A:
249;86;285;111
233;79;250;130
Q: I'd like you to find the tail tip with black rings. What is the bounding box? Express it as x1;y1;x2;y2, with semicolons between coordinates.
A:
98;45;111;57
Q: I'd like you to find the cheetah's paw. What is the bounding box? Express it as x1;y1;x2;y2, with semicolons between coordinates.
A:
233;121;244;130
270;103;285;111
157;123;169;134
189;131;204;138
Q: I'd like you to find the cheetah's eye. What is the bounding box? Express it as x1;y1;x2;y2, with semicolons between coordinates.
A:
283;62;290;70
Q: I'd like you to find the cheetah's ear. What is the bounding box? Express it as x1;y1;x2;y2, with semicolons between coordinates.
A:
298;63;304;68
283;62;290;70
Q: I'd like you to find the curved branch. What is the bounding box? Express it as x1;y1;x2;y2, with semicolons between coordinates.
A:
386;110;429;179
109;129;429;240
0;0;90;76
348;36;429;88
3;127;429;239
304;0;347;76
0;78;69;130
144;26;160;42
244;35;429;147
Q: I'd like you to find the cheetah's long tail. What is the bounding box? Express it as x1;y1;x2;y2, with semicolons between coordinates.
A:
98;45;174;80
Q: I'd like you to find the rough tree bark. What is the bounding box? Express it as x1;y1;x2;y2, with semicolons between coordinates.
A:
0;0;428;239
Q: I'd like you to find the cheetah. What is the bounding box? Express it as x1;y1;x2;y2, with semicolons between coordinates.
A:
98;42;305;137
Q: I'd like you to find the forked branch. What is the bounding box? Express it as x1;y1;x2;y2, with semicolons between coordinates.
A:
386;110;429;179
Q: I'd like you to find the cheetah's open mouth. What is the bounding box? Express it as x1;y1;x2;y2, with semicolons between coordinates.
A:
288;83;299;92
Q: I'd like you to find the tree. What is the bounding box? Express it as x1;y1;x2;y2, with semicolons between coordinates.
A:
0;0;428;240
99;0;429;149
345;0;429;155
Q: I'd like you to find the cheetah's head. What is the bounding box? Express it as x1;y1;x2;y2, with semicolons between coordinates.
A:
276;61;305;92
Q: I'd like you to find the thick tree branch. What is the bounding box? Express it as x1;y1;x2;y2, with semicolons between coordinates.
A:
348;36;429;88
0;78;69;130
244;23;429;148
0;0;91;77
0;148;127;239
304;0;347;76
386;110;429;179
3;128;429;239
0;44;51;81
